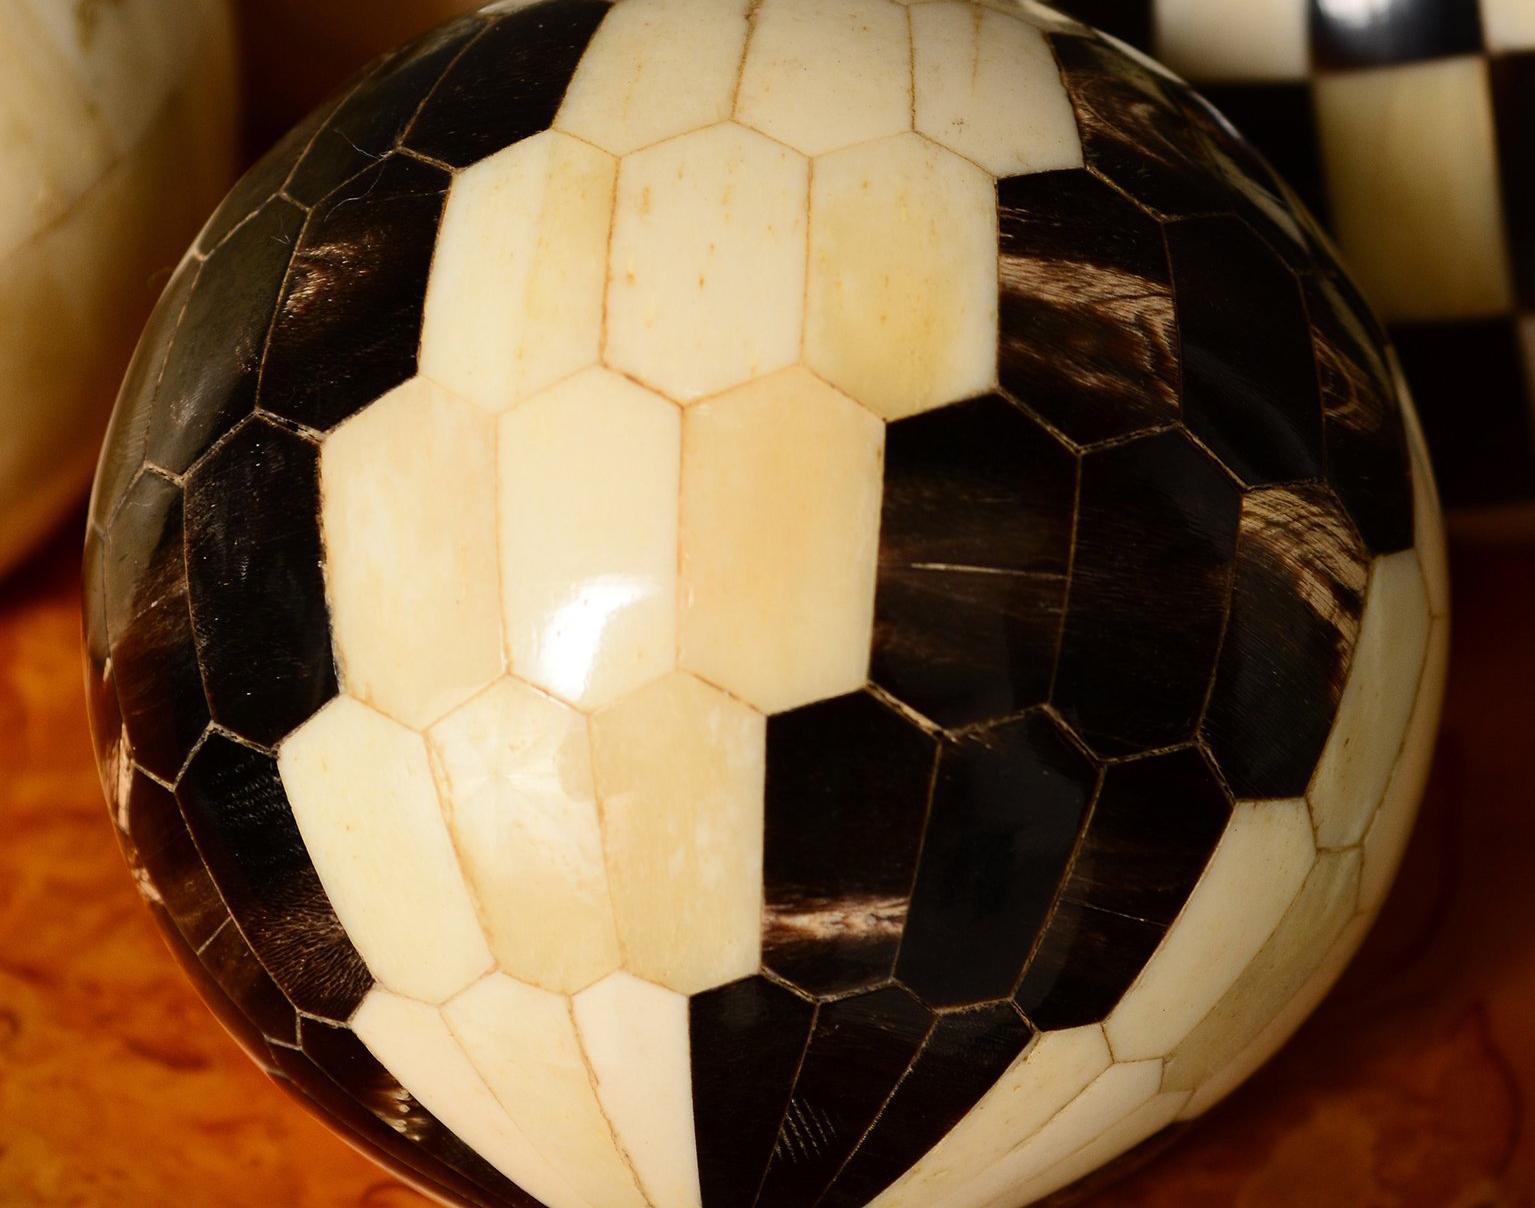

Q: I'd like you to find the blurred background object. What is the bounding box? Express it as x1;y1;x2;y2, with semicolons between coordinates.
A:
1058;0;1535;533
235;0;482;152
0;0;237;577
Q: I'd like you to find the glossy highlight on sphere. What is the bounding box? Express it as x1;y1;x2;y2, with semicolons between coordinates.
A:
84;2;1450;1206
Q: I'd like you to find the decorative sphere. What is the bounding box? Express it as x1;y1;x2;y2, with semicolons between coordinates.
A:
1059;0;1535;522
84;3;1449;1206
0;0;235;575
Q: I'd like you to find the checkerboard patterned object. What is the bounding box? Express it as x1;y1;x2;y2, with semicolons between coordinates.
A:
1061;0;1535;512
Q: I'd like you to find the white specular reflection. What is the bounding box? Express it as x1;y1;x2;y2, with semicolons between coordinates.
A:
1316;0;1404;27
535;576;652;703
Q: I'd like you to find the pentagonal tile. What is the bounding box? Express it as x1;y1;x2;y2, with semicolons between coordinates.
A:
421;132;615;414
555;0;750;156
606;122;809;401
589;672;765;995
279;696;493;1004
573;972;701;1208
498;367;680;711
806;132;997;420
445;974;648;1208
735;0;911;157
1308;549;1432;848
321;377;503;730
911;2;1082;177
427;678;621;993
679;367;883;714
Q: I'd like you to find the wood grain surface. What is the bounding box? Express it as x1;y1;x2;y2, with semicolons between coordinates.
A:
1;520;1532;1207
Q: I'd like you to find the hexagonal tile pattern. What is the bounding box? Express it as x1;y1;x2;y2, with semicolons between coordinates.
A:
911;1;1083;177
805;131;997;420
320;377;503;730
589;672;765;995
679;367;884;715
420;131;616;414
555;0;750;156
498;367;681;711
605;122;809;401
278;696;492;1004
735;0;911;157
427;678;621;993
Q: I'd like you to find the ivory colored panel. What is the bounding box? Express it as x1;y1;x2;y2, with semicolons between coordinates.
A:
1359;613;1449;914
1105;799;1317;1062
589;672;765;994
735;0;911;156
1309;551;1432;848
322;378;504;730
1163;848;1361;1096
420;132;615;413
279;698;493;1003
1153;0;1309;82
555;0;750;155
955;1059;1164;1208
351;988;585;1208
1007;1089;1191;1207
498;368;680;711
1483;0;1535;50
679;368;884;715
911;2;1083;177
445;974;649;1208
806;132;997;420
869;1026;1112;1208
1180;912;1372;1119
1316;58;1513;322
573;971;702;1208
605;122;808;401
427;679;622;993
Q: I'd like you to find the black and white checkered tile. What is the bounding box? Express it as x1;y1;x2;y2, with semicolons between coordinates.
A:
1059;0;1535;512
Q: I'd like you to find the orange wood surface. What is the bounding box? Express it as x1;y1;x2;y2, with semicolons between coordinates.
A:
2;521;1532;1207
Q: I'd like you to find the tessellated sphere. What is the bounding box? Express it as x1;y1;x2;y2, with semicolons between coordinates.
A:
84;2;1450;1205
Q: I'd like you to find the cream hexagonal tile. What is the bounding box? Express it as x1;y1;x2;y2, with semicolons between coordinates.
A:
321;377;503;731
1163;847;1361;1098
735;0;911;157
679;367;884;715
427;678;622;994
1104;798;1316;1063
498;367;680;712
573;971;702;1208
420;131;615;414
589;671;765;994
351;988;585;1208
910;1;1083;177
805;131;998;420
279;696;493;1004
445;974;649;1208
555;0;750;156
870;1026;1112;1208
605;122;809;401
1309;550;1433;849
